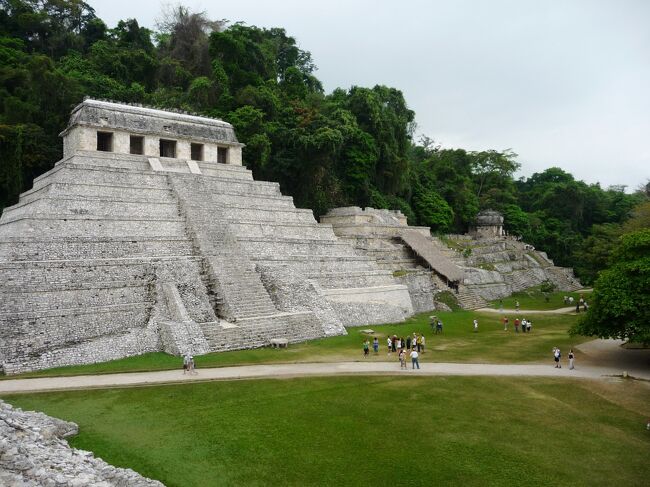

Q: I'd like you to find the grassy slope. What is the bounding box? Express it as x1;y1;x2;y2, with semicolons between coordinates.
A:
7;377;650;487
489;289;592;311
12;311;589;378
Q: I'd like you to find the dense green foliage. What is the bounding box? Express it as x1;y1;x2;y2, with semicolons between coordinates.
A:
9;377;650;486
0;0;646;282
572;229;650;344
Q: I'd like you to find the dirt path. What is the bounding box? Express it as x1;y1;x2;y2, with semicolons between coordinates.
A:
0;354;646;395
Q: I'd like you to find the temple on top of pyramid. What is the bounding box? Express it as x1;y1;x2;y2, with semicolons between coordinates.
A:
0;99;414;374
61;98;244;165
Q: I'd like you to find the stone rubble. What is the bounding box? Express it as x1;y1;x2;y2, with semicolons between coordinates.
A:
0;399;164;487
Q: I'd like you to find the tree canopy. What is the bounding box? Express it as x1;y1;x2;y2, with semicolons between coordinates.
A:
0;0;647;284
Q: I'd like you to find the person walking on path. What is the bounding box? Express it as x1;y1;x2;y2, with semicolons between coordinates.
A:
363;339;370;357
188;355;197;375
373;337;379;354
568;349;575;369
473;319;478;333
399;349;407;369
410;349;420;369
553;348;561;368
182;353;190;374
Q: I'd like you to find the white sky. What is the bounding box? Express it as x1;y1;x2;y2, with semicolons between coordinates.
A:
88;0;650;191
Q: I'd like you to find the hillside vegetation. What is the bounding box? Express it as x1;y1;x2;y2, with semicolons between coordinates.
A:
0;0;647;284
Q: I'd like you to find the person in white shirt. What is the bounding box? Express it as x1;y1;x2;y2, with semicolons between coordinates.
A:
410;349;420;369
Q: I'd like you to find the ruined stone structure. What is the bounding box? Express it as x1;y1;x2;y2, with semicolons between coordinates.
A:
472;209;504;238
321;207;581;310
0;99;413;374
0;399;164;486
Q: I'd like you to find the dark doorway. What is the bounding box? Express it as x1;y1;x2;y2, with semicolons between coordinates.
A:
97;132;113;152
130;135;144;155
217;147;228;164
191;143;204;161
160;139;177;158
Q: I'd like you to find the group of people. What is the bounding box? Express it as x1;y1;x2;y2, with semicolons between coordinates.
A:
429;316;444;334
564;295;589;313
362;333;425;370
552;347;575;369
502;316;533;333
182;353;197;375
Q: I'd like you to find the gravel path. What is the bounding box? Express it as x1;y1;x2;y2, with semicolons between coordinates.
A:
0;357;644;395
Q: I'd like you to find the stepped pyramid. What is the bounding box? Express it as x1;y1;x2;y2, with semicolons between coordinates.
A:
321;207;581;310
0;99;413;374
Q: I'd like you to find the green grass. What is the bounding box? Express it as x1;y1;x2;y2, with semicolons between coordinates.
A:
490;287;592;311
10;310;589;378
6;376;649;487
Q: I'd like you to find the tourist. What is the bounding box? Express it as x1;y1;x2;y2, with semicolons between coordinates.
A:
420;335;426;353
473;319;478;332
182;353;190;374
563;295;569;305
410;348;420;369
373;337;379;354
189;355;197;375
583;300;588;312
406;335;412;350
568;296;574;305
387;336;392;354
436;320;443;334
396;337;402;351
521;318;527;334
576;300;580;313
498;299;504;312
553;348;561;368
392;335;397;353
526;320;532;333
416;334;422;352
399;349;407;369
515;300;520;312
363;339;369;357
412;332;417;349
514;318;520;333
430;315;437;332
568;349;575;369
503;316;509;331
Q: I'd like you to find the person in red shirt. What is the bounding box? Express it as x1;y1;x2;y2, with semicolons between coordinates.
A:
514;318;520;333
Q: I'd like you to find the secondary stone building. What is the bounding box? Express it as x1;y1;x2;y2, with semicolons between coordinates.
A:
0;99;413;374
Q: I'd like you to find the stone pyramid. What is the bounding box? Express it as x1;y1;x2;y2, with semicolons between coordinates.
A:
0;99;413;374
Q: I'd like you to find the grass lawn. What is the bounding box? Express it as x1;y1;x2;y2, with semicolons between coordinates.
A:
10;311;589;378
489;287;592;311
6;376;650;487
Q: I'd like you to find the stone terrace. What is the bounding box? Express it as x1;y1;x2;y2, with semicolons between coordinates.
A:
0;99;413;374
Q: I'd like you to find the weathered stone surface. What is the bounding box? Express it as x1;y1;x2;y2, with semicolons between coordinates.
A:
0;399;164;486
0;100;415;374
322;207;581;311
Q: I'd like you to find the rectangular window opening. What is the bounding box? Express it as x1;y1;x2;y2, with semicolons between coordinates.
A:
191;143;204;161
160;139;177;158
97;131;113;152
130;135;144;155
217;147;228;164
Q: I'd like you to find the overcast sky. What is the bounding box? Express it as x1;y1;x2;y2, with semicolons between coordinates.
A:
88;0;650;191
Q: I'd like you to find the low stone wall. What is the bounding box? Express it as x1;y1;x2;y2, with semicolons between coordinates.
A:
0;399;164;486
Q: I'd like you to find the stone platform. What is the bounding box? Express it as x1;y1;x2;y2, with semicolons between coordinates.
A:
0;99;413;374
